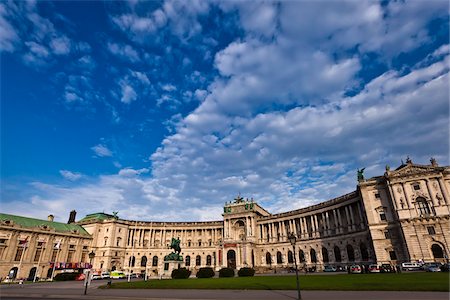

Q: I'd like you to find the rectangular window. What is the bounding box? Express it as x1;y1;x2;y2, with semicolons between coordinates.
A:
34;248;42;262
14;247;24;261
164;263;169;270
51;249;58;262
0;239;7;245
413;184;420;190
81;252;87;262
379;211;387;221
427;226;436;235
69;244;75;249
375;193;380;199
384;230;391;239
389;251;397;260
67;250;74;262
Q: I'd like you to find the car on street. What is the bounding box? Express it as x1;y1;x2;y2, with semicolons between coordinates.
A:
350;265;362;274
401;262;422;271
424;263;441;272
323;265;337;272
110;271;126;279
101;272;110;279
380;264;395;273
368;264;380;273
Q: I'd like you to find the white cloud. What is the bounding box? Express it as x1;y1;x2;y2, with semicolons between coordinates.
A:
59;170;83;181
50;35;71;55
107;42;140;63
91;144;113;157
120;81;137;104
118;168;149;177
0;3;19;52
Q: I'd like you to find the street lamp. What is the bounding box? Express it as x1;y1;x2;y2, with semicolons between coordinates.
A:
288;232;302;300
84;251;95;295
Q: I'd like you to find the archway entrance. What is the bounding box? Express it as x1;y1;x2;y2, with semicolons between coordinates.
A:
431;244;445;260
28;267;37;281
8;267;18;279
227;250;236;269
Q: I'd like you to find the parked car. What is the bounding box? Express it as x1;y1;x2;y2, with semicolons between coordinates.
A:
101;272;110;279
91;273;102;280
380;264;395;273
424;263;441;272
350;265;362;274
368;264;380;273
323;265;337;272
110;271;126;279
401;262;422;271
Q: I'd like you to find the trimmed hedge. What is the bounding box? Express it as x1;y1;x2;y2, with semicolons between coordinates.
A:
238;267;255;277
53;272;82;281
196;267;215;278
218;267;235;277
171;268;191;279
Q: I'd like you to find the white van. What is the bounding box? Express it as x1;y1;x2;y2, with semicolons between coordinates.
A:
401;262;422;271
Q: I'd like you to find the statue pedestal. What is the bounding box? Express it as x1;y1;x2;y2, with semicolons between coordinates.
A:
161;260;185;278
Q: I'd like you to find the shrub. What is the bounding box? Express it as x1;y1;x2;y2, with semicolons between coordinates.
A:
53;272;82;281
238;267;255;277
171;267;191;279
218;267;235;277
196;267;215;278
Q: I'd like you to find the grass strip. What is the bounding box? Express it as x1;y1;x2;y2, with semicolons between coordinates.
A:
103;273;449;291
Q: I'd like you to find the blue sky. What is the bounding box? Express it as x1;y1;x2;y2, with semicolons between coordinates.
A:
1;0;449;222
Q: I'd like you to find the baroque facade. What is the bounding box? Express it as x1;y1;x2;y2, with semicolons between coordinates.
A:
1;159;449;279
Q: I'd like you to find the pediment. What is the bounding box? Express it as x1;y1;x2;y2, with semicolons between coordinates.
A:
387;164;442;178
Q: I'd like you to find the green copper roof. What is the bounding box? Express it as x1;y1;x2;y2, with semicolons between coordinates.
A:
0;213;90;236
78;212;117;223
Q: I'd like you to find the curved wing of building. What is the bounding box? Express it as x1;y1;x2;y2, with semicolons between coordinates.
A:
1;159;449;279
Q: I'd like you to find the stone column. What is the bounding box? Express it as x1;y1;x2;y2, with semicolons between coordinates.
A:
438;178;449;204
425;180;438;208
336;209;343;234
348;204;356;231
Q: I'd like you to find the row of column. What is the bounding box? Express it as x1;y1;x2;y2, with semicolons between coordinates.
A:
259;203;365;243
127;227;223;248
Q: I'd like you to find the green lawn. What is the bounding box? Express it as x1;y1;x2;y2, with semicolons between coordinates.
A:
105;273;449;291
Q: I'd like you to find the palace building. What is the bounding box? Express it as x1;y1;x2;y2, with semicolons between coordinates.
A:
1;158;449;279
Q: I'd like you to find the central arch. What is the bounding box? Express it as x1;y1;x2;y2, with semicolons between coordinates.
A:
227;250;236;269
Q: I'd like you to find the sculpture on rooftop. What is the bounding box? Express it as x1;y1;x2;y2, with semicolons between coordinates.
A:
357;168;365;182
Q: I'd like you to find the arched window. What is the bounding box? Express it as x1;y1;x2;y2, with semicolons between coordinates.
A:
185;255;191;266
334;246;341;262
206;255;212;266
360;243;369;261
152;256;158;267
322;247;329;263
266;252;272;265
196;255;201;266
288;250;294;264
432;244;444;259
129;256;135;267
347;245;355;262
299;250;306;263
310;249;317;263
276;251;283;264
416;197;431;215
141;256;147;267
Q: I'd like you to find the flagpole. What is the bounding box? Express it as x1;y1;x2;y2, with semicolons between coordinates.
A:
51;241;61;281
17;239;28;280
33;243;44;282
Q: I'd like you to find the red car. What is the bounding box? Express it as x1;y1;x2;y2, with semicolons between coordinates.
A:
350;265;362;273
368;264;380;273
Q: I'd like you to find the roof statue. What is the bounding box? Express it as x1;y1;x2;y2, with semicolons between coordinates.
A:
357;168;365;182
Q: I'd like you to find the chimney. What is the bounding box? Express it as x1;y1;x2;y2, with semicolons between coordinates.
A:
47;215;54;222
68;210;77;224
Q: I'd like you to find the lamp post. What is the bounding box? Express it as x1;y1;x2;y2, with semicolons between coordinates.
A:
84;251;95;295
288;232;302;300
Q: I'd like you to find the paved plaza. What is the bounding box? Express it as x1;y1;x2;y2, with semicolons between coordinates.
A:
0;280;448;300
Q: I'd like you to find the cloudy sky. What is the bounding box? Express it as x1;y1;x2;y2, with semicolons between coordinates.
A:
1;0;448;222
